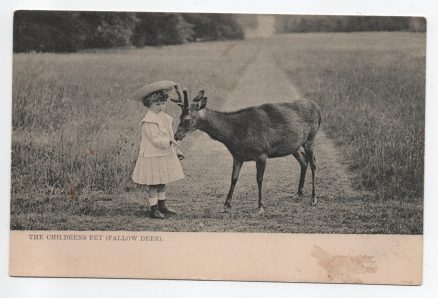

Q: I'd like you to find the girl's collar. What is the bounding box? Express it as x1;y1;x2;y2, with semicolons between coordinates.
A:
142;110;172;124
142;110;162;123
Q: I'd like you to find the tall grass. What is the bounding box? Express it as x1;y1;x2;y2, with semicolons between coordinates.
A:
11;33;425;232
11;40;259;200
271;32;425;200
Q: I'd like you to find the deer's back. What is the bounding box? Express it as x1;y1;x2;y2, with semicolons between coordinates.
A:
224;100;321;160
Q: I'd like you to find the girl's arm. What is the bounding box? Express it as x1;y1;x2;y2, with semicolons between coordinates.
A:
143;123;171;149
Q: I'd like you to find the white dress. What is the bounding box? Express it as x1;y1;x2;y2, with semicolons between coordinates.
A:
132;111;185;185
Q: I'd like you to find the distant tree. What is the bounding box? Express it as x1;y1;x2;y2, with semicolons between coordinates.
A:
132;13;194;46
183;13;244;41
78;12;137;49
236;14;258;30
275;15;425;33
409;18;426;32
13;10;136;52
13;11;247;53
14;10;86;52
275;15;299;33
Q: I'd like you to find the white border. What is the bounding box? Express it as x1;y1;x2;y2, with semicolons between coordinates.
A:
2;1;437;297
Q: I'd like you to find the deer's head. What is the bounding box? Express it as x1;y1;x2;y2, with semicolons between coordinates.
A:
174;90;207;141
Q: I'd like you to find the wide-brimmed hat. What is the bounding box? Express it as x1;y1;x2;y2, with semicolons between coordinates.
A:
133;80;180;102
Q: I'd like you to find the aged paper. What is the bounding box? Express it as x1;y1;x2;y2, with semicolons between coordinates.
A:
9;10;425;285
10;231;422;284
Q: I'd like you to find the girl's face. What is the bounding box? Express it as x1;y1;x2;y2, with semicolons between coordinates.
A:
149;101;166;113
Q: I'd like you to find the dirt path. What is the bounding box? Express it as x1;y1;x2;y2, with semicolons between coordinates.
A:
101;38;388;234
115;38;383;233
180;40;364;213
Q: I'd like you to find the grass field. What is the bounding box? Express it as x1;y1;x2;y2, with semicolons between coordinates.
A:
11;32;425;233
11;40;258;194
11;39;259;229
271;32;425;200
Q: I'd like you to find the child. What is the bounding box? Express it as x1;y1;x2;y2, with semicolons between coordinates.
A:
132;81;185;219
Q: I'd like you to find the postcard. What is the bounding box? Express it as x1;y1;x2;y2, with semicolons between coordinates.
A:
9;10;425;284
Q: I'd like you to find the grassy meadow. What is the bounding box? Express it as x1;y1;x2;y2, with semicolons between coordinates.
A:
11;32;425;232
11;40;259;229
271;32;425;201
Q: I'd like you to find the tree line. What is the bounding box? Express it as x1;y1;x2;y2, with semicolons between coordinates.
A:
275;15;426;33
14;11;426;53
13;11;247;52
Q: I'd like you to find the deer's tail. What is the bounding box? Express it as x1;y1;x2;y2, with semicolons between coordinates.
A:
316;104;322;131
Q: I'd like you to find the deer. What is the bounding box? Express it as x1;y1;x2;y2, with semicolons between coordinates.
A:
173;89;321;214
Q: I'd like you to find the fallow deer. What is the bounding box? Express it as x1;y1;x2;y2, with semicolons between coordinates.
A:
174;90;321;214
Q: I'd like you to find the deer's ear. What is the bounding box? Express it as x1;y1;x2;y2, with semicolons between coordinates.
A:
193;90;205;102
199;97;207;110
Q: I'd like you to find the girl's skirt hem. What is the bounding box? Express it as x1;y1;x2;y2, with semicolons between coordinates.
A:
132;152;184;185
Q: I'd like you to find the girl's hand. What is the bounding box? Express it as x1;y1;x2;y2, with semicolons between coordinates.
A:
171;139;185;160
175;147;185;160
170;139;180;148
176;150;185;160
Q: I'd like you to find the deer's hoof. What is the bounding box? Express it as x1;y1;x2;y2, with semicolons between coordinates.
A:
297;190;304;196
311;198;318;206
257;206;265;215
221;204;231;213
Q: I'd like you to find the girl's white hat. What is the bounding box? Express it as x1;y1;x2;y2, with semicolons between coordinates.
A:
133;80;180;102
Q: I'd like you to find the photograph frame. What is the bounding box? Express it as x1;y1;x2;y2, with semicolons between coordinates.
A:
2;0;438;297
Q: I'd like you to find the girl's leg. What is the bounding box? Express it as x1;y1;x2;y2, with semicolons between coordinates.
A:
147;185;158;207
157;184;166;193
148;185;164;219
157;184;176;214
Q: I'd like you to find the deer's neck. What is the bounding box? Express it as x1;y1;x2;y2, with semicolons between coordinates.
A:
197;109;233;144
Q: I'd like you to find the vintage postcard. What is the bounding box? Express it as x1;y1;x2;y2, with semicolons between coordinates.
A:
9;10;425;284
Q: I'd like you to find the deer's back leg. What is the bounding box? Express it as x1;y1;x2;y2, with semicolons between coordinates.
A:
256;154;267;214
223;158;243;212
292;146;308;196
304;142;317;206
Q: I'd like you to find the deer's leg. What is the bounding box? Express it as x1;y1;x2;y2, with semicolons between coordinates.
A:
292;146;308;196
223;158;243;212
256;154;267;214
304;143;317;206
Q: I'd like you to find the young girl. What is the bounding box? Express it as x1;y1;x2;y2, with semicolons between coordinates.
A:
132;82;185;219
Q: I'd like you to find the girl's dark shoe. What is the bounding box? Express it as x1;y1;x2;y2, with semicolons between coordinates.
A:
150;205;165;219
158;200;177;214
